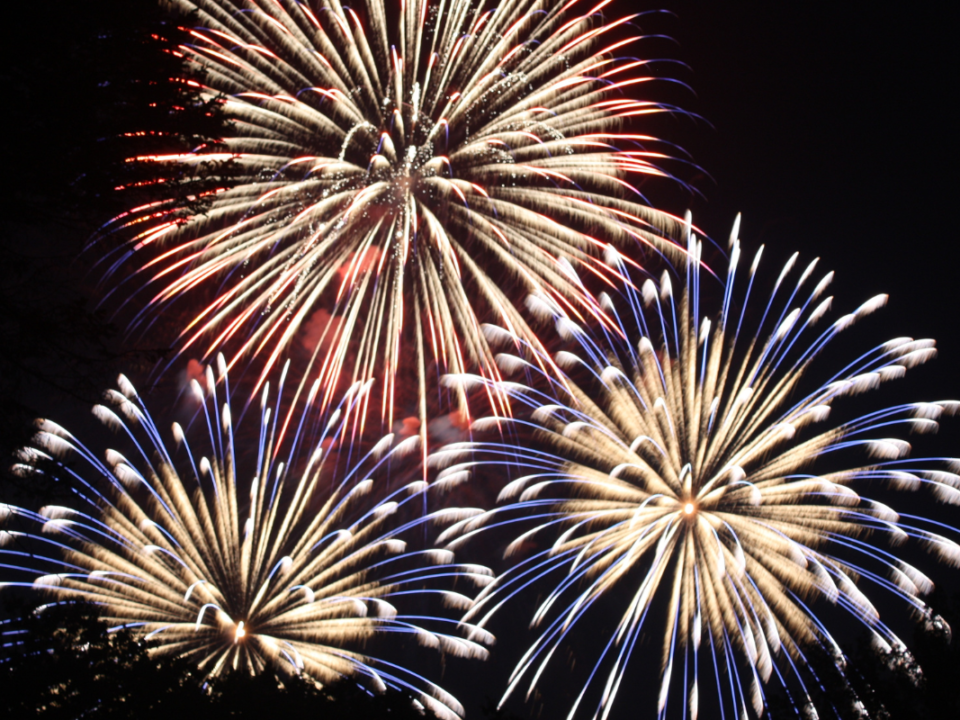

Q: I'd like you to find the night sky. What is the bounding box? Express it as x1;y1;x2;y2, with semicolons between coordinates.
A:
1;1;958;718
648;1;957;399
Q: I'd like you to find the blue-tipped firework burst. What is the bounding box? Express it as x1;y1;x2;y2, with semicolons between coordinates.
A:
2;355;494;719
435;220;960;719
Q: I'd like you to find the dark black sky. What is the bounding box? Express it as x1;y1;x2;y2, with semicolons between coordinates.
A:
646;1;957;399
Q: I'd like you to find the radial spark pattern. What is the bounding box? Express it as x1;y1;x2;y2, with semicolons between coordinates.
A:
435;223;960;718
96;0;685;441
2;357;494;719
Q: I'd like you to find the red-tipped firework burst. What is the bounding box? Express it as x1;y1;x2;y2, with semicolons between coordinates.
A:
94;0;687;452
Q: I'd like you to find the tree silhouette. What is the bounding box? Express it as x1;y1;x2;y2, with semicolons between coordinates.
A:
1;602;203;719
1;602;444;719
766;591;960;720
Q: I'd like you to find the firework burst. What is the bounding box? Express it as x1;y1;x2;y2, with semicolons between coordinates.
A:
2;356;494;719
435;221;960;719
94;0;687;448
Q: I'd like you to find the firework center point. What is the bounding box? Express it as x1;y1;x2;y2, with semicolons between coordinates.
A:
683;502;696;516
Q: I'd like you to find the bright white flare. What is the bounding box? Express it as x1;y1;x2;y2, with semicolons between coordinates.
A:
95;0;686;443
440;223;960;719
2;358;493;719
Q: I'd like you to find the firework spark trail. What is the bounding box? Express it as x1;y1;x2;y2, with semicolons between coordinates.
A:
92;0;689;456
1;355;494;719
434;220;960;719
